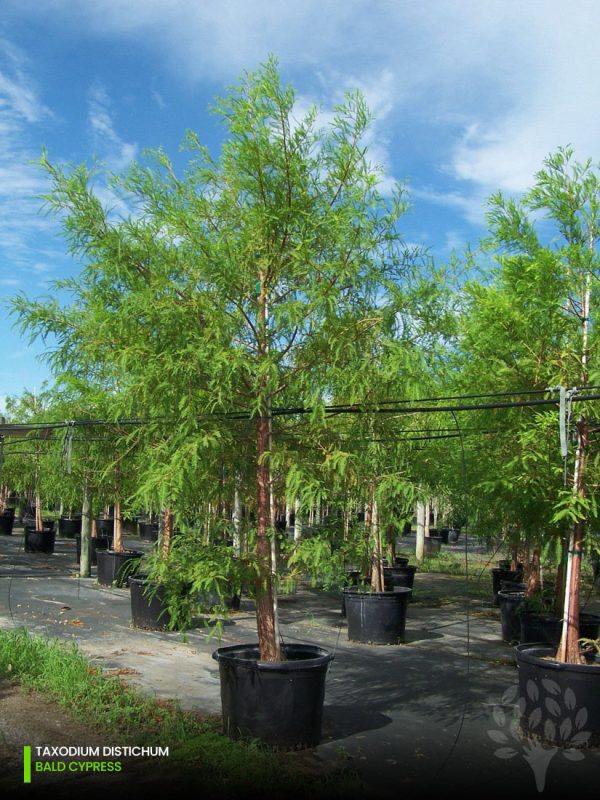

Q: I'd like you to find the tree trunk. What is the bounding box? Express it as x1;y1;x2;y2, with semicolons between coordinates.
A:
255;416;281;662
385;523;395;564
510;536;519;572
343;502;350;541
80;484;92;578
233;486;242;555
556;420;587;664
370;496;384;592
553;534;568;617
415;501;425;564
113;500;124;553
285;498;291;529
35;493;43;531
294;497;303;541
526;544;541;595
162;507;173;558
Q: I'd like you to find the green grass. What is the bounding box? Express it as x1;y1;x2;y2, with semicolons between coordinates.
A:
418;551;468;576
0;628;361;797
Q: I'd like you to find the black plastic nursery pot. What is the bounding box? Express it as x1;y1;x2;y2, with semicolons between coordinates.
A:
138;521;159;542
447;527;460;543
23;526;55;554
212;642;333;749
345;588;412;644
497;589;527;643
196;589;241;612
520;612;563;645
58;516;82;538
384;564;417;591
424;536;442;556
129;575;170;630
0;511;15;535
96;549;143;588
394;556;410;567
515;643;600;747
520;611;600;646
500;580;527;592
76;534;113;566
95;518;114;538
491;567;523;605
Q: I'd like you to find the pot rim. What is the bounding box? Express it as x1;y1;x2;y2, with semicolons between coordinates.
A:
212;642;334;671
23;526;54;534
383;565;417;573
344;587;412;598
515;642;600;673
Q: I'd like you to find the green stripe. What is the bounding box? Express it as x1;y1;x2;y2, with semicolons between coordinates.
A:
23;746;31;783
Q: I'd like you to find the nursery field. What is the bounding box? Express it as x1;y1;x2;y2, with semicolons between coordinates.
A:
0;525;598;798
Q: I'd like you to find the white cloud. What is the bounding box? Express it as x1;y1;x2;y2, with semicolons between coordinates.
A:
0;41;55;273
87;83;138;170
5;0;600;223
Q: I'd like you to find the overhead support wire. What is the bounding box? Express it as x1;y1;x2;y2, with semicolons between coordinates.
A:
1;388;599;436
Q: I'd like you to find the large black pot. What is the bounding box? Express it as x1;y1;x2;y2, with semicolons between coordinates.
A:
384;564;417;591
424;536;442;555
515;643;600;747
129;575;170;630
520;612;562;645
96;550;143;588
138;521;159;542
212;642;333;749
491;567;523;605
95;518;114;538
497;589;527;643
500;580;527;592
438;528;449;544
76;534;113;566
0;511;15;535
196;589;241;612
58;517;82;538
447;527;460;544
520;611;600;645
345;588;412;644
23;526;55;554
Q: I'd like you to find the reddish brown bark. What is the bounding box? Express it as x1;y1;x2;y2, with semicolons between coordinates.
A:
557;420;587;664
526;545;541;596
162;508;173;558
35;493;43;532
553;535;568;617
370;496;384;592
255;416;281;662
510;540;519;573
385;523;396;565
113;501;124;553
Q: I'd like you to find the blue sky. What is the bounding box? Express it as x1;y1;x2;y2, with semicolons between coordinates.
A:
1;0;600;411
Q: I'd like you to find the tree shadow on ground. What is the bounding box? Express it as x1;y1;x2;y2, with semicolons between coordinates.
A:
322;704;392;740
